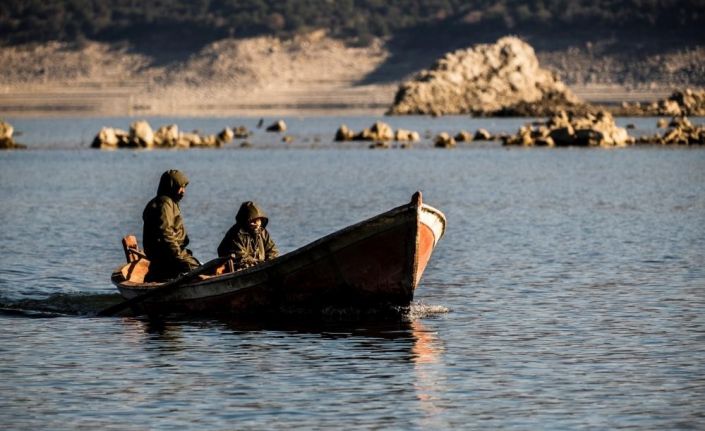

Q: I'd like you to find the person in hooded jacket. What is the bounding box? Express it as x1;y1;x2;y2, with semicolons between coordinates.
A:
217;201;279;270
142;169;200;281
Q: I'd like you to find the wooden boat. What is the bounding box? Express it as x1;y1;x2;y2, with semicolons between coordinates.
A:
108;192;446;317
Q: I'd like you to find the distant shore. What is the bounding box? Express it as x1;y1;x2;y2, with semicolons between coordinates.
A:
0;84;674;118
0;36;690;118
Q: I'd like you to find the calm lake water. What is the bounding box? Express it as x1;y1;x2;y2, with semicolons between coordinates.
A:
1;116;704;430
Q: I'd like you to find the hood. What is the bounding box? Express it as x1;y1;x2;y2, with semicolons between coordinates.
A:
156;169;189;201
235;201;269;228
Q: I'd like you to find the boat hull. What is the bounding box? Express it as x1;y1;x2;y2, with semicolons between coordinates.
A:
112;194;446;317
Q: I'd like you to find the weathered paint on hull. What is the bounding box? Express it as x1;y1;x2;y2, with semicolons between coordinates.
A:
114;195;446;316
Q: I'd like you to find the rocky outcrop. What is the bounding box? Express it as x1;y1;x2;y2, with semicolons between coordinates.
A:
503;110;633;147
0;120;25;149
614;89;705;116
92;120;234;149
637;116;705;145
334;122;419;142
388;36;582;116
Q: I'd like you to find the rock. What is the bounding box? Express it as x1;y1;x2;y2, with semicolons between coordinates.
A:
233;126;251;138
548;126;575;146
504;110;633;147
367;121;394;141
653;116;705;145
660;99;682;116
0;121;24;149
612;89;705;117
657;118;669;128
354;121;394;141
217;127;234;144
434;132;456;148
335;124;355;141
666;89;705;116
153;124;180;147
266;120;287;132
92;127;119;149
129;120;154;148
0;120;14;140
388;36;582;116
337;122;410;142
200;135;220;147
474;129;493;141
177;132;202;148
394;129;420;141
454;131;473;142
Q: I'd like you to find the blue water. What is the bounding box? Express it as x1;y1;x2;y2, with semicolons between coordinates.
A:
1;116;704;429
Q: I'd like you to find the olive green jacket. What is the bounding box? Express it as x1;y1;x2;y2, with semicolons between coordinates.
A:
217;201;279;269
142;170;199;279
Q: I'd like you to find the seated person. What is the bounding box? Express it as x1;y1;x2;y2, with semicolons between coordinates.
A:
217;201;279;270
143;169;200;281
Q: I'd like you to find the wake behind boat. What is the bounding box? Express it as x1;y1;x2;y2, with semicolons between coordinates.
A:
105;192;446;317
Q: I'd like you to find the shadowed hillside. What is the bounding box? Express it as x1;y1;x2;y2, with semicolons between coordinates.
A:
1;1;704;116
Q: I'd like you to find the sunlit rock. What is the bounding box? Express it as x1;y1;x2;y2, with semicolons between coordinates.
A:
266;120;287;132
153;124;180;147
388;36;582;116
129;120;154;148
434;132;456;148
504;110;633;147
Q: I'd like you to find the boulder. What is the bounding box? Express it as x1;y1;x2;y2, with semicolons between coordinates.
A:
652;116;705;145
613;89;705;117
474;129;493;141
395;129;420;141
664;89;705;116
434;132;456;148
199;135;220;147
92;127;119;149
153;124;179;147
177;132;202;148
504;110;633;147
266;120;287;132
0;120;14;140
0;121;24;149
233;126;251;138
388;36;582;116
454;131;473;142
129;120;154;148
217;127;235;145
335;124;355;141
354;121;394;141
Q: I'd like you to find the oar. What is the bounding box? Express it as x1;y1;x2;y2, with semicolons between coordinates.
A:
97;256;229;317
